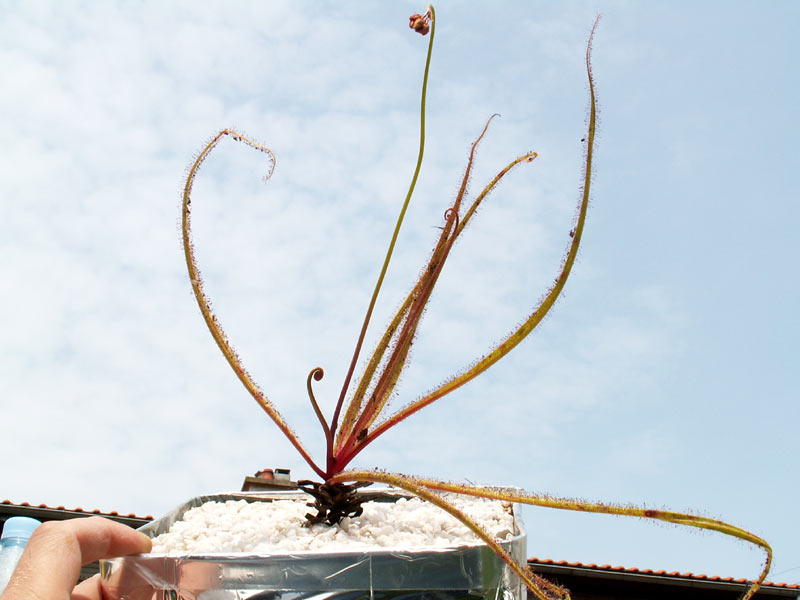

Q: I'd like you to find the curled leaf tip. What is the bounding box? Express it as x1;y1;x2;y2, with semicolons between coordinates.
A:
307;367;332;444
443;207;459;228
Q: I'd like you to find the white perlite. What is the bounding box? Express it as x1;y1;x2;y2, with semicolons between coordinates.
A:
151;494;515;554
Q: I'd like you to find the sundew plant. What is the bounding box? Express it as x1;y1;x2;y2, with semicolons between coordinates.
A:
180;7;771;600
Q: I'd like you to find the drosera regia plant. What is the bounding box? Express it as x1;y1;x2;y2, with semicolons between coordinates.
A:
181;7;771;600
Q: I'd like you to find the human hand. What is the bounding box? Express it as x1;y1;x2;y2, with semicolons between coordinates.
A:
0;516;151;600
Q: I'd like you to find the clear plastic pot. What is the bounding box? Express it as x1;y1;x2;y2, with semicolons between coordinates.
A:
100;490;526;600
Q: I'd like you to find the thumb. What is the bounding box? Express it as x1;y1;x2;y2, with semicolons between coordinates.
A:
2;516;151;600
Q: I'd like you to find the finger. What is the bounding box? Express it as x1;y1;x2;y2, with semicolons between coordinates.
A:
2;516;151;600
72;574;102;600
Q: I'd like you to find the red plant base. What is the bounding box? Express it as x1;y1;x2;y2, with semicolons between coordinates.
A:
297;480;378;527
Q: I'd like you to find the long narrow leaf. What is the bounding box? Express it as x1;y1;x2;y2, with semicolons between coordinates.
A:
337;119;528;453
182;129;325;479
412;477;772;600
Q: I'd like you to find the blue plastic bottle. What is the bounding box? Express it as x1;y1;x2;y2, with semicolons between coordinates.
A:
0;516;41;594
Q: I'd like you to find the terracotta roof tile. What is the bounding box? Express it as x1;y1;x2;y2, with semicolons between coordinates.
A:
1;499;153;521
528;558;799;590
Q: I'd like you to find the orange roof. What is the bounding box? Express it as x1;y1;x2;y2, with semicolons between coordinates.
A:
528;557;799;590
1;499;153;521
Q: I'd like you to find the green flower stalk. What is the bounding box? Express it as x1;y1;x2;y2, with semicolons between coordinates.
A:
180;8;771;600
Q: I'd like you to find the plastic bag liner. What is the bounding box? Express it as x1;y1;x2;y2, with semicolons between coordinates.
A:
100;490;526;600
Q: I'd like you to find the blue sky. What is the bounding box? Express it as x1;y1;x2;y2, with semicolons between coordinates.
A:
1;0;797;585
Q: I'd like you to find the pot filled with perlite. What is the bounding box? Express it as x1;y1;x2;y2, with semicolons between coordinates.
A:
99;488;527;600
